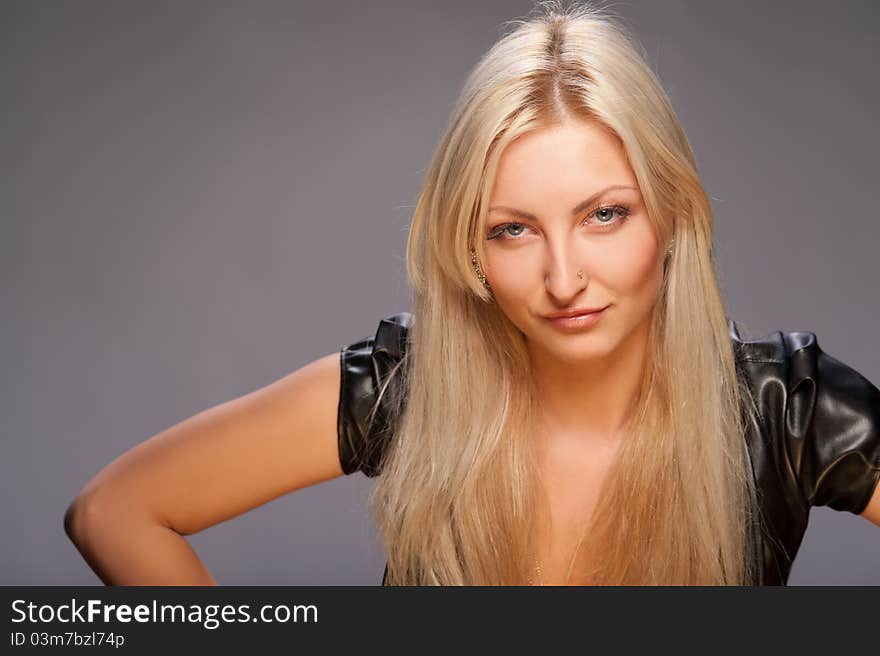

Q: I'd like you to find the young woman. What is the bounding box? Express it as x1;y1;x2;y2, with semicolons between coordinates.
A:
65;2;880;586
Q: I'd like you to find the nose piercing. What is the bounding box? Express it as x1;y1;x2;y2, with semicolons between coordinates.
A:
577;270;584;279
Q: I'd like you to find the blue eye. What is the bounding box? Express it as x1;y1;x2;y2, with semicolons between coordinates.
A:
487;223;530;240
594;207;617;223
591;205;631;225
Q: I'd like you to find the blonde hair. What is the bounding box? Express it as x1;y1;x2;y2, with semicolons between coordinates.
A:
370;0;760;585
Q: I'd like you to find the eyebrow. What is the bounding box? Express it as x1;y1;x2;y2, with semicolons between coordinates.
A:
487;184;639;221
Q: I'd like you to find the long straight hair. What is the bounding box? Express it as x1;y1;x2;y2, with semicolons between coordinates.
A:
370;0;760;585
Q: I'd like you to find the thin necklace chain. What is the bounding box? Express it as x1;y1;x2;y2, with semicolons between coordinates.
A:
529;524;589;585
533;558;546;586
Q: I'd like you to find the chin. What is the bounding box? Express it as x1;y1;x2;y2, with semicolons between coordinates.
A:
529;325;621;365
558;338;619;365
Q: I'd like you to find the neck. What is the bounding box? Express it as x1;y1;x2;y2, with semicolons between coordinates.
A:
529;316;651;446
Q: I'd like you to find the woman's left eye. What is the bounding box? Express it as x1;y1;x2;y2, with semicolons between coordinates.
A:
589;204;631;225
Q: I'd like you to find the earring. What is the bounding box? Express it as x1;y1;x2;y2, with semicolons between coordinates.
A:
667;236;675;256
469;248;492;294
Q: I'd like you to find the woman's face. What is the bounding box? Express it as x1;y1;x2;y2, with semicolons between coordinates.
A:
482;117;665;366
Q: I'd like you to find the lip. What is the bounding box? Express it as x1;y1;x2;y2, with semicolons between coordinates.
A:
543;304;610;320
542;305;610;331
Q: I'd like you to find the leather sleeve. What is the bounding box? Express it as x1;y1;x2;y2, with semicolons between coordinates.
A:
336;312;413;477
785;334;880;514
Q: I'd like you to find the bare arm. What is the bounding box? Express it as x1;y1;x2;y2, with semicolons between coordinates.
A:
861;480;880;528
64;352;344;585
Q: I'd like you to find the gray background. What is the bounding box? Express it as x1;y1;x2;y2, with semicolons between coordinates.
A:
3;0;878;585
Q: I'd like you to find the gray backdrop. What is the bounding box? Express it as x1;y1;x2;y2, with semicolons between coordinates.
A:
3;0;878;585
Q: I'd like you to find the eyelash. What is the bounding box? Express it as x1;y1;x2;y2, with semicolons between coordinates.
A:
486;204;632;241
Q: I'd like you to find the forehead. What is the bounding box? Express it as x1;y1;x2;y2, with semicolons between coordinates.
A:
490;119;636;201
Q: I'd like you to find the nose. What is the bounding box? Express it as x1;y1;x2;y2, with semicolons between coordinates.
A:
544;241;588;305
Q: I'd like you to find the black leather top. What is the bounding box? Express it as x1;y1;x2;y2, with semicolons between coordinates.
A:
337;312;880;585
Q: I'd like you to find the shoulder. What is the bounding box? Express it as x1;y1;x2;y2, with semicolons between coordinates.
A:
727;318;880;514
726;317;818;365
337;312;413;477
339;312;413;363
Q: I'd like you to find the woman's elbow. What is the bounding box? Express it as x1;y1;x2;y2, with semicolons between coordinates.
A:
64;489;123;546
63;499;78;541
64;493;98;546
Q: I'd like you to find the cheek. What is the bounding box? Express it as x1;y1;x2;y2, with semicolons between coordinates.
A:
596;229;661;299
483;252;540;324
485;254;533;297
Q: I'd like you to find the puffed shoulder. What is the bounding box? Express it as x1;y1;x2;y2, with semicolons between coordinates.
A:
337;312;413;477
729;319;880;514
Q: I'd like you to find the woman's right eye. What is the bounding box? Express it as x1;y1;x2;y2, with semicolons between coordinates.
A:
487;223;529;240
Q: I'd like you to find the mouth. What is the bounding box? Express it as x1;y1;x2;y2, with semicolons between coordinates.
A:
541;305;610;331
